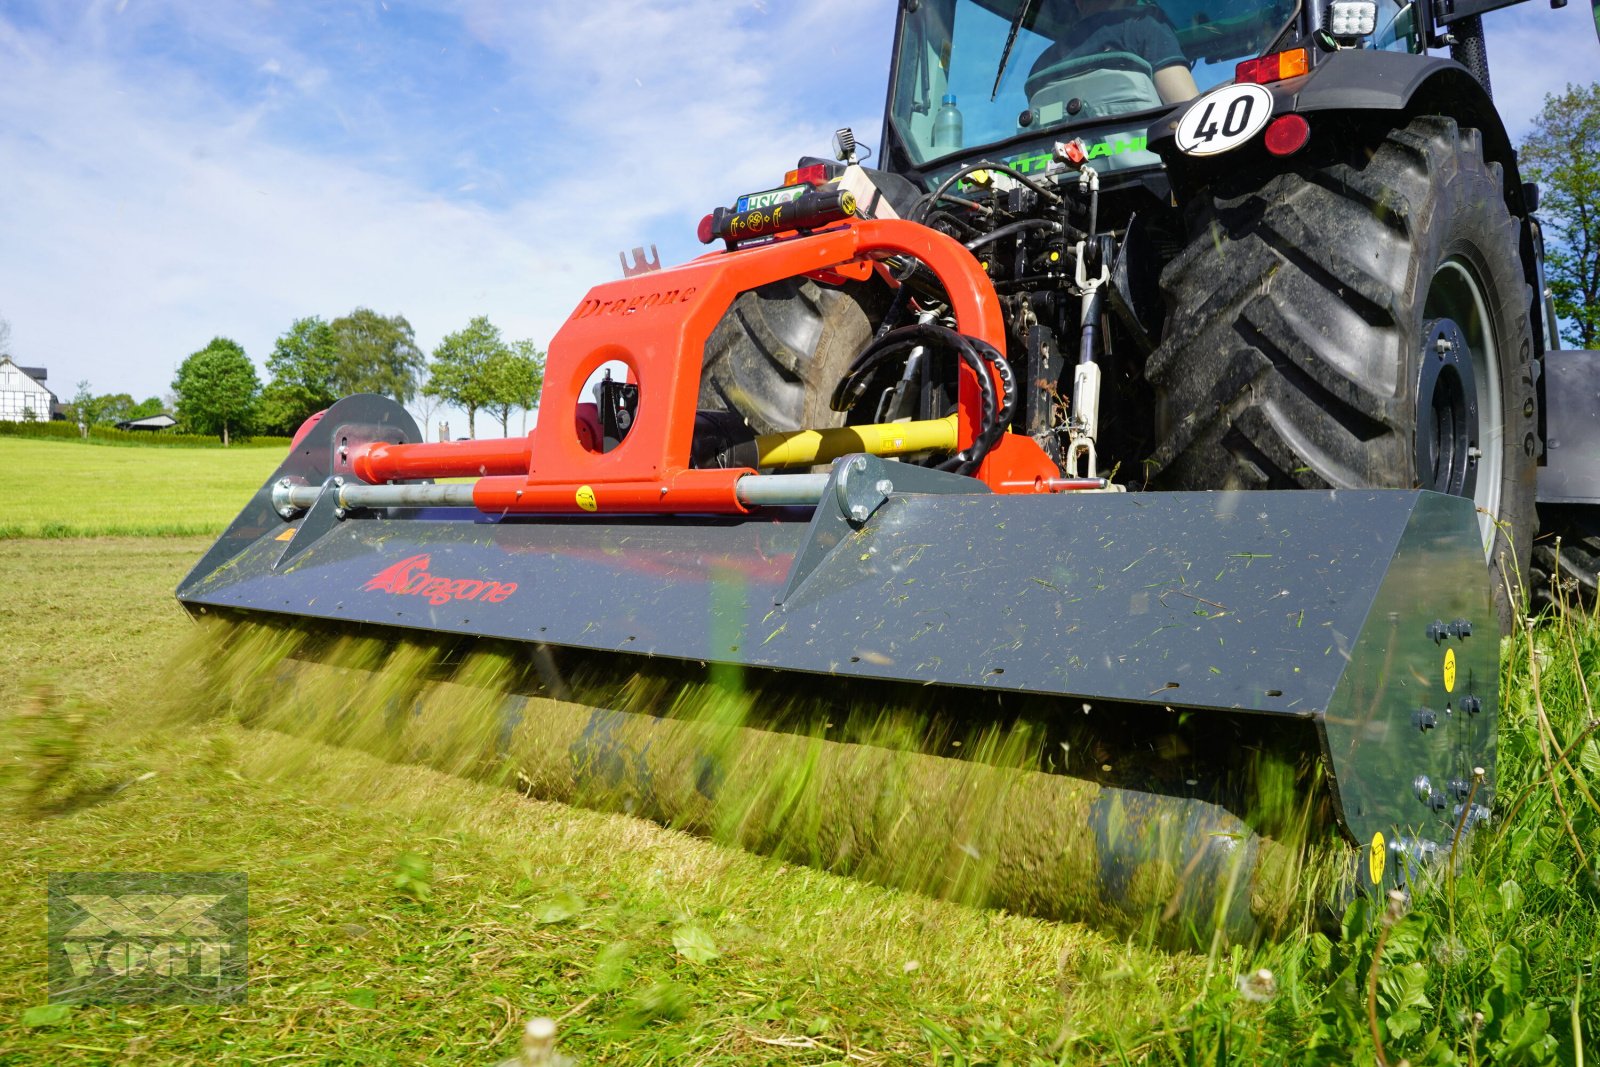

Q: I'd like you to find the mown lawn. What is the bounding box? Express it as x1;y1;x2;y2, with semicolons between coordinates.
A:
0;437;1596;1064
0;438;281;540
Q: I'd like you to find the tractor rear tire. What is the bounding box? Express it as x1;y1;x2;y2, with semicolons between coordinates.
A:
698;278;879;436
1147;115;1537;622
1530;510;1600;613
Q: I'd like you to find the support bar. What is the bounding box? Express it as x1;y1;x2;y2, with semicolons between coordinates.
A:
271;473;831;516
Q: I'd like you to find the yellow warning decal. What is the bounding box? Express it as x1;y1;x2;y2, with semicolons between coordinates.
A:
1444;647;1457;693
1369;832;1386;885
275;528;296;542
575;485;598;512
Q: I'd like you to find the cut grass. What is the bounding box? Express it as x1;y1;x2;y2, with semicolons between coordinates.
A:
0;439;280;540
0;497;1596;1061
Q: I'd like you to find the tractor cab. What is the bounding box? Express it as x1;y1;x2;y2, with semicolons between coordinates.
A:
885;0;1297;179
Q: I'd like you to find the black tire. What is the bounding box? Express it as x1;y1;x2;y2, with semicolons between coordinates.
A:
1530;508;1600;613
1147;115;1537;621
698;278;879;436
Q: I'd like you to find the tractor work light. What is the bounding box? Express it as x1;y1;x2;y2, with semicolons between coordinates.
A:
1328;0;1377;36
1234;47;1310;84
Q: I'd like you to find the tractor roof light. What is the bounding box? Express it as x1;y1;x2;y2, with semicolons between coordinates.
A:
1234;47;1310;85
1328;1;1377;37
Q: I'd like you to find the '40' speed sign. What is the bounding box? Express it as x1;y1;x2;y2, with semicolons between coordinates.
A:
1174;83;1275;156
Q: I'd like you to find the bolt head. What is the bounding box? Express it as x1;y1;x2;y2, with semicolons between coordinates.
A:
850;504;870;522
874;479;894;494
851;457;868;472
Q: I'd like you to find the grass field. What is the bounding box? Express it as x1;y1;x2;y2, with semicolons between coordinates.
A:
1;436;1597;1064
0;439;281;539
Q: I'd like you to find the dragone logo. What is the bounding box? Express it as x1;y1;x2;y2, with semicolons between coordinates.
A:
363;553;517;606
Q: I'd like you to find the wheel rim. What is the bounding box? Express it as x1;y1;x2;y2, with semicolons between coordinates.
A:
1423;258;1504;558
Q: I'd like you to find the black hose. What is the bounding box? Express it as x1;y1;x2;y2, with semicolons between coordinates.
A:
830;322;1015;477
965;218;1061;253
913;160;1063;223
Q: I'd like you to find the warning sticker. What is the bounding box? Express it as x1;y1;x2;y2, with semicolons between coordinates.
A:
1369;831;1386;885
575;485;598;512
1444;648;1457;693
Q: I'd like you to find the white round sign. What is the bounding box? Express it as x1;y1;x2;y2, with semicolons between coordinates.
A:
1174;83;1275;157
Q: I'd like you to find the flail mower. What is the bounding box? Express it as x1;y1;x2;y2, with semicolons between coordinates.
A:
178;0;1600;942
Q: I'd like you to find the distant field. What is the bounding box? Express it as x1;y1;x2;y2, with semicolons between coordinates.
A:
0;438;281;539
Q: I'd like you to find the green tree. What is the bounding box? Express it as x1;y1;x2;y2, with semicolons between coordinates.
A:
331;309;425;402
68;380;104;436
1521;81;1600;348
482;340;545;436
94;393;137;425
173;337;260;445
128;396;166;420
426;315;509;438
259;316;340;435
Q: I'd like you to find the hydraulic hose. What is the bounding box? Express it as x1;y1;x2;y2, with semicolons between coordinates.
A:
831;322;1015;476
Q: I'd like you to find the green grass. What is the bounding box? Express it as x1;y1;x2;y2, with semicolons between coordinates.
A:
0;458;1595;1062
0;439;281;539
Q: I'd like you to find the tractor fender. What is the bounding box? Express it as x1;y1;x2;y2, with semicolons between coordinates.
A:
1150;50;1528;217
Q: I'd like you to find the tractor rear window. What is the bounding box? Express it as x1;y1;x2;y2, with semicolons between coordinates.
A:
890;0;1298;166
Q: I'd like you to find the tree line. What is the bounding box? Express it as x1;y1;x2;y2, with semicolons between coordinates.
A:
168;309;544;444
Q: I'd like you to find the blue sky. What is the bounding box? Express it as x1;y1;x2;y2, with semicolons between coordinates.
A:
0;0;1594;435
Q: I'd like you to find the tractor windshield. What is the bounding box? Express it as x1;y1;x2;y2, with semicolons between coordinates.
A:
889;0;1297;165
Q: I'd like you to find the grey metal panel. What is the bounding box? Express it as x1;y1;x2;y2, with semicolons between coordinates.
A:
184;485;1457;717
1537;350;1600;504
1322;490;1497;850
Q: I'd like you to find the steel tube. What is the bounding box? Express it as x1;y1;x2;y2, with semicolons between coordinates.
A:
273;482;478;511
272;473;829;515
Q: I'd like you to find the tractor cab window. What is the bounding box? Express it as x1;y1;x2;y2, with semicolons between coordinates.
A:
890;0;1298;166
1370;0;1420;52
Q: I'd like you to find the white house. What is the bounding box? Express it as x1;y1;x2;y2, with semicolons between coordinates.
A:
0;357;58;423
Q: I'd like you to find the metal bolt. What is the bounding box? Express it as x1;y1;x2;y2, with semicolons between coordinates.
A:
278;507;296;521
1451;618;1473;638
850;504;870;522
1461;695;1482;714
1449;777;1471;800
1466;446;1482;462
851;457;868;472
333;507;348;521
1413;710;1438;731
1435;336;1454;355
875;479;894;494
1413;775;1433;802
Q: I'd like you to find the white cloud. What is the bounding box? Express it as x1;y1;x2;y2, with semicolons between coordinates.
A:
0;0;894;433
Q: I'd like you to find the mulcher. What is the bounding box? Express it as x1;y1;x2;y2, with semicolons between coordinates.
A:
179;0;1600;942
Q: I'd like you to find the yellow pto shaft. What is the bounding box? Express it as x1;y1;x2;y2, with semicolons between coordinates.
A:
755;415;959;468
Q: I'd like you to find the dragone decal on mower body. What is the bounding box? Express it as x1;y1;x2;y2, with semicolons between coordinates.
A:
572;286;699;320
364;554;518;606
